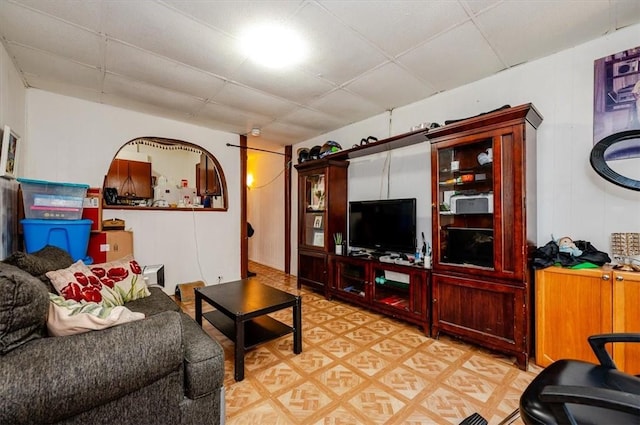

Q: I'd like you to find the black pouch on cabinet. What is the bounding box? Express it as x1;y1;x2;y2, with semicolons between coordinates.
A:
104;187;118;205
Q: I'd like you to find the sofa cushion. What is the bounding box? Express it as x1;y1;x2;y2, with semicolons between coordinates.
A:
126;286;180;316
89;255;150;302
2;245;74;292
46;260;124;306
47;293;145;337
0;263;49;354
0;311;184;425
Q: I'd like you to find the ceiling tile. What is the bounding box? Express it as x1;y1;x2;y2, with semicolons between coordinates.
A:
0;1;103;66
102;1;246;77
13;0;102;29
293;2;389;85
345;62;437;110
212;83;297;118
7;43;102;91
319;0;469;57
475;1;612;66
279;107;349;132
613;0;640;29
231;62;335;104
307;89;383;124
198;101;271;132
260;121;320;145
397;21;504;91
22;75;103;104
162;0;303;37
105;40;225;100
103;74;204;116
461;0;502;15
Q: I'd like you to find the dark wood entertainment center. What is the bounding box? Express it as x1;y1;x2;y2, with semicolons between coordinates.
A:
295;103;542;370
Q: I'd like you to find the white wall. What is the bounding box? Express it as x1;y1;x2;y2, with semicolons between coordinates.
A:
292;23;640;275
24;90;241;294
247;147;286;270
0;42;26;258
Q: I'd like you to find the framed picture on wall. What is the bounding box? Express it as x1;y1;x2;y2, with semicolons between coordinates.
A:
593;45;640;146
313;215;322;229
0;125;20;179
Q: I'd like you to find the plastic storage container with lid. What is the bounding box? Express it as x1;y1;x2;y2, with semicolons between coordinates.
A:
18;178;89;220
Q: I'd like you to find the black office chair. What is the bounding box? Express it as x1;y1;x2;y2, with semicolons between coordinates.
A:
519;333;640;425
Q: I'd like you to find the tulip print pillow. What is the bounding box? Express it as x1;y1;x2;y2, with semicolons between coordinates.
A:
46;261;124;307
89;255;150;302
47;293;144;337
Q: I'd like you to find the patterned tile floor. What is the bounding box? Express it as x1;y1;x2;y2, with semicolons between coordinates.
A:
176;262;541;425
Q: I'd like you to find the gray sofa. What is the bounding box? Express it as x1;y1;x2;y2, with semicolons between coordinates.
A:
0;247;225;425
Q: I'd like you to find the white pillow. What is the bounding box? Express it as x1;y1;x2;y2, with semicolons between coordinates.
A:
47;294;144;337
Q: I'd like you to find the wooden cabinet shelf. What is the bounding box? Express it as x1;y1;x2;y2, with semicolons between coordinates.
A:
328;255;430;334
295;159;349;292
430;103;542;370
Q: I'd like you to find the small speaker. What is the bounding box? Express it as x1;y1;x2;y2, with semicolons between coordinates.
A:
143;264;165;287
613;59;638;77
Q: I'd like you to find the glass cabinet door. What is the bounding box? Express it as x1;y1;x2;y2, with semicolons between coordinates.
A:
371;267;410;312
301;172;326;248
436;138;495;268
334;260;367;299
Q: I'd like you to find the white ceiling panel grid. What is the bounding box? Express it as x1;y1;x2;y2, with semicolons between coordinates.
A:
1;0;639;146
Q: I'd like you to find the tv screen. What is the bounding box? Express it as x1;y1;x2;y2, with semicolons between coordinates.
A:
444;227;494;267
349;198;417;254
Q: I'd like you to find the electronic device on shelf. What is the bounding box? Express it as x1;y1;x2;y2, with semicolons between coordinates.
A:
449;193;493;214
348;198;417;254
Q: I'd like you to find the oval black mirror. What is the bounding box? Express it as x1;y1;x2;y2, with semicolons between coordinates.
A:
590;130;640;191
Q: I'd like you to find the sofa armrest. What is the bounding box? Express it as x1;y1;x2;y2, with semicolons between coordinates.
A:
180;313;225;399
0;311;184;425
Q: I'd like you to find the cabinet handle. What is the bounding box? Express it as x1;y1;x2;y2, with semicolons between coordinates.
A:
433;298;437;303
602;274;610;281
616;275;624;281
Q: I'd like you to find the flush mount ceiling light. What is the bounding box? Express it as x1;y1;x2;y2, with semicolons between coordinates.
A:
239;23;307;69
250;128;261;137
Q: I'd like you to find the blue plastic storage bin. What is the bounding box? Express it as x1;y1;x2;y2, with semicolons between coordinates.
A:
22;219;92;262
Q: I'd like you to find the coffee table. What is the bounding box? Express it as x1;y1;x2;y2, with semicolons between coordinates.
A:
195;279;302;381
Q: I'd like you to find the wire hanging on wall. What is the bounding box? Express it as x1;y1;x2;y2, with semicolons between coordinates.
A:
249;161;292;190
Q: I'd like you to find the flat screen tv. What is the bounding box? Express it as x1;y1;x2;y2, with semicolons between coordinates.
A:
348;198;416;254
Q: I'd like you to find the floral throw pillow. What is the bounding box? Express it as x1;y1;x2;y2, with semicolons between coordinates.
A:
89;255;150;303
47;293;144;337
46;261;124;307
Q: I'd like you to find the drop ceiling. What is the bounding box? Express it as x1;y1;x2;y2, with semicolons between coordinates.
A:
1;0;639;147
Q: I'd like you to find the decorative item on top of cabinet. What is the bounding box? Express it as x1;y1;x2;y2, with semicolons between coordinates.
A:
429;103;543;370
295;159;348;293
536;266;640;375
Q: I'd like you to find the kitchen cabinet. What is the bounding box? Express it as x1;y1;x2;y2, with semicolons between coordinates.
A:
87;230;134;264
329;255;430;334
429;104;543;369
104;159;152;200
295;159;348;292
196;154;221;196
536;266;640;375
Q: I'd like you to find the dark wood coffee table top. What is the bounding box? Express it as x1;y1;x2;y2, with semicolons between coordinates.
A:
196;278;298;318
